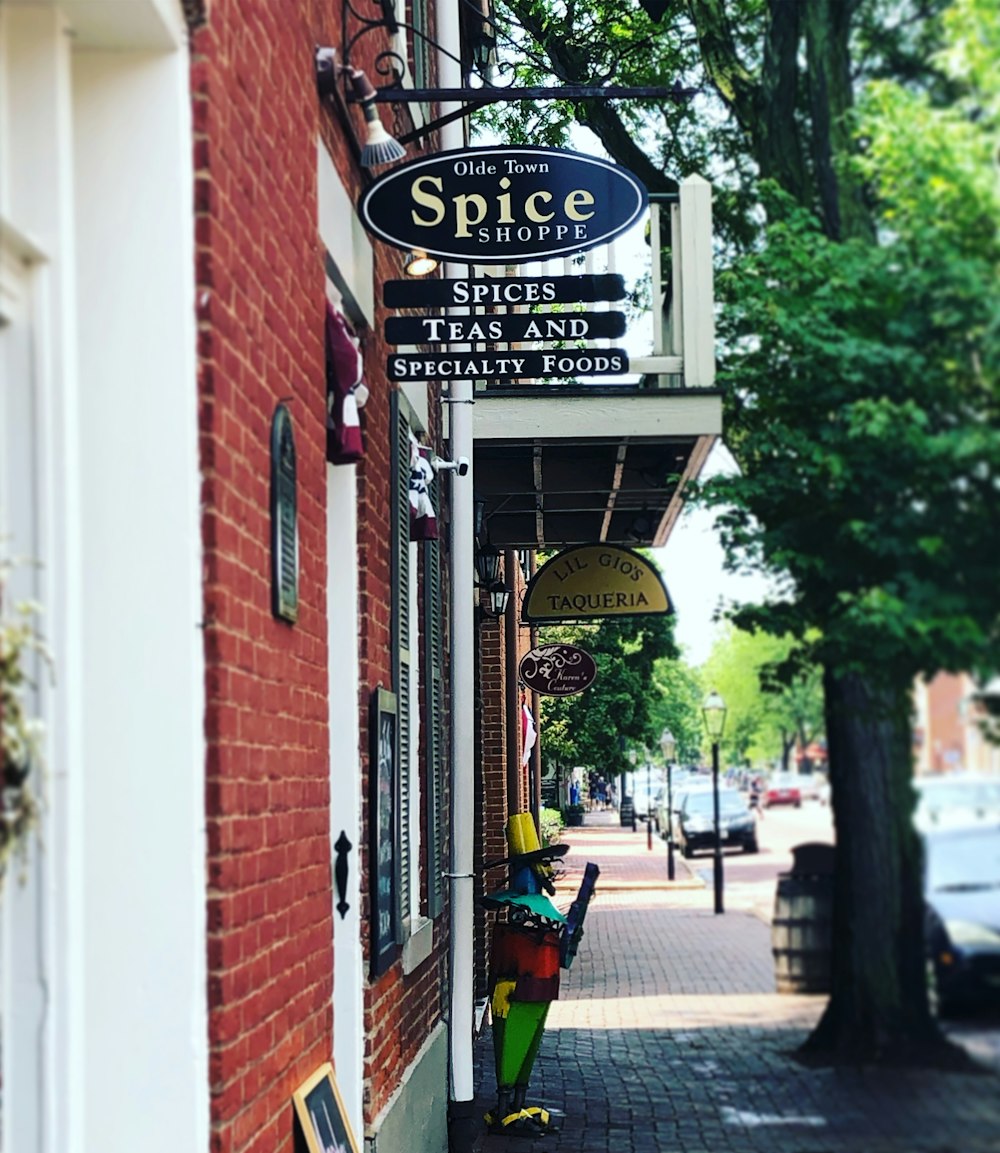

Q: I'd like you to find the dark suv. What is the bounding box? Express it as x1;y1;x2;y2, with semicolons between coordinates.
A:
676;788;759;857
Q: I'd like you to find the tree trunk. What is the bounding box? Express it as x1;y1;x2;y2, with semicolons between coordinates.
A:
802;668;967;1067
781;730;794;772
801;0;874;242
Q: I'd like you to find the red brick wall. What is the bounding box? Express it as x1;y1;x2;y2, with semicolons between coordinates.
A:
476;612;507;997
194;5;333;1152
473;561;537;997
195;3;451;1146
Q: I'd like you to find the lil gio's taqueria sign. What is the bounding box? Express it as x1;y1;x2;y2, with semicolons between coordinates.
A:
359;146;647;263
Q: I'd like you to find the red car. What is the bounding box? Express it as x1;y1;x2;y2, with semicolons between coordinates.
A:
764;775;802;808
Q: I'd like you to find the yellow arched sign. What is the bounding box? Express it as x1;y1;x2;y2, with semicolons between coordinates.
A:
522;544;672;623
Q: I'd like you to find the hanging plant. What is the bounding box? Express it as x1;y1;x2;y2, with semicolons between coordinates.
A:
0;554;50;886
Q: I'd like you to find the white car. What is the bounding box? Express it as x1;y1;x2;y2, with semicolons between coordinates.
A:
914;774;1000;832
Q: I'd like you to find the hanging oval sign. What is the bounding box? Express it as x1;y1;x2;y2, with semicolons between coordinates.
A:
522;544;671;623
359;146;648;264
518;644;598;698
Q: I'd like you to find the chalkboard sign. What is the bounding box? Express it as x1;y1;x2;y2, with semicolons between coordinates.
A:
270;403;299;623
369;687;398;976
292;1062;360;1153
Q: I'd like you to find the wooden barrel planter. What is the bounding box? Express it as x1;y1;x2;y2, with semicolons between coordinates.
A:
771;843;835;994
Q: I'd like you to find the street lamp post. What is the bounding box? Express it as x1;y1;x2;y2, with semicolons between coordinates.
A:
660;728;677;881
701;691;728;915
646;754;653;850
627;747;637;832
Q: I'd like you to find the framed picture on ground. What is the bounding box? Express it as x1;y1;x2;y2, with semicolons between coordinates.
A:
292;1062;360;1153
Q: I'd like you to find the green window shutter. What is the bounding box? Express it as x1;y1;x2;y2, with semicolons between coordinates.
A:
424;478;445;919
391;392;412;942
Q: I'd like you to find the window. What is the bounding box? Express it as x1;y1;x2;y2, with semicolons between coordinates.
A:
391;394;446;971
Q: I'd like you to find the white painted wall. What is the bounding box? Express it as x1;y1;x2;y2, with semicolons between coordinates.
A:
0;4;208;1151
71;37;207;1153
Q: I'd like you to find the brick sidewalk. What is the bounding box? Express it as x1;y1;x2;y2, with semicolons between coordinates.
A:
471;812;1000;1152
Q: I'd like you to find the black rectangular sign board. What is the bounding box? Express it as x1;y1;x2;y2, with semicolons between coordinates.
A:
387;348;630;381
385;310;627;346
383;274;627;310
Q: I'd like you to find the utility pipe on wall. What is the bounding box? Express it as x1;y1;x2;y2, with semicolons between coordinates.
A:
440;1;477;1147
504;549;521;816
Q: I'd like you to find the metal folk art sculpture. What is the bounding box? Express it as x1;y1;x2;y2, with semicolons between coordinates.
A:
480;813;600;1135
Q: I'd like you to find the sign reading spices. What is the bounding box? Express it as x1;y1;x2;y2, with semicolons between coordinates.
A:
388;348;630;382
360;146;647;264
518;644;598;697
385;310;626;346
270;403;299;623
522;544;672;623
383;273;627;310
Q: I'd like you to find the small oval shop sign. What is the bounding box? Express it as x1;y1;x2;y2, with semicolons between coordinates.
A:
359;146;647;264
518;644;598;698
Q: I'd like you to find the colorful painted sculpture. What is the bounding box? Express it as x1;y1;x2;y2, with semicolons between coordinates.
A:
480;813;599;1134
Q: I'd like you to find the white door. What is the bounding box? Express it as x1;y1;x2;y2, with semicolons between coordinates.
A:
327;462;365;1143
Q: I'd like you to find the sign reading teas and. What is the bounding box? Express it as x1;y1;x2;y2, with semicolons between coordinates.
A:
359;146;646;383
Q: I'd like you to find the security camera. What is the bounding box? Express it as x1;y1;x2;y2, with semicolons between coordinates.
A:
432;455;469;477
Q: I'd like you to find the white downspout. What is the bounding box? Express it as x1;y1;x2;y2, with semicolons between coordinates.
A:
438;1;477;1146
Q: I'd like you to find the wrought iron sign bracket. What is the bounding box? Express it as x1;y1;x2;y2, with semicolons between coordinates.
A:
319;0;698;147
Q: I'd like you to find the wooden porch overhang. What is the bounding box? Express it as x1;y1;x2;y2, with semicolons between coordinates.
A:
472;386;721;550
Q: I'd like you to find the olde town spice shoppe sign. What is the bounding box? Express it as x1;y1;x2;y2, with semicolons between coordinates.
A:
360;146;646;263
360;146;647;383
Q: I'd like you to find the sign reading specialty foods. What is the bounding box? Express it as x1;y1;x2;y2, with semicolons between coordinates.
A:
388;348;629;381
360;146;647;263
518;644;598;697
522;544;672;623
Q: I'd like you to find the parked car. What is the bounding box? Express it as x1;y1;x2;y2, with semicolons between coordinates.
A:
763;773;802;808
662;779;713;839
675;788;759;857
914;774;1000;832
628;782;664;827
796;773;828;802
923;824;1000;1015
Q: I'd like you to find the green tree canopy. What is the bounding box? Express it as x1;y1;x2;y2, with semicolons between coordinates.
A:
701;623;825;770
476;0;998;1064
538;611;679;778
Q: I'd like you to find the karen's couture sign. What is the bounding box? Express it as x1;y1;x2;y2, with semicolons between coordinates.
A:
360;146;647;263
518;644;598;697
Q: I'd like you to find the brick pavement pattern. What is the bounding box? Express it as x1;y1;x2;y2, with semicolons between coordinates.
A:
473;812;1000;1153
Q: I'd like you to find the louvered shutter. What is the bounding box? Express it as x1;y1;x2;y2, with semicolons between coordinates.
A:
391;392;412;941
423;476;445;919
